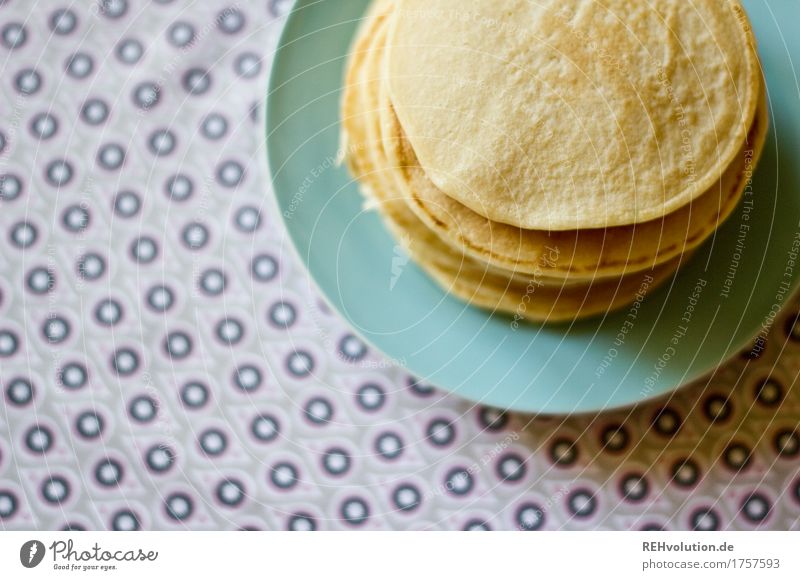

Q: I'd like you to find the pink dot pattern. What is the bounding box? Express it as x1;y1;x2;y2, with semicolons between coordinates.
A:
0;0;798;531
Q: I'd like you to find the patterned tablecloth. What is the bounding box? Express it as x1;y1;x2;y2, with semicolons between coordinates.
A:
0;0;799;532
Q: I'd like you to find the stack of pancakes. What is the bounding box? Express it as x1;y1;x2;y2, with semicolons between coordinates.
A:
341;0;767;323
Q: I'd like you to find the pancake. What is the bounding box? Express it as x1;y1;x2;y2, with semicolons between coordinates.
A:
415;249;682;323
340;0;395;180
386;0;761;230
380;84;768;279
344;6;548;285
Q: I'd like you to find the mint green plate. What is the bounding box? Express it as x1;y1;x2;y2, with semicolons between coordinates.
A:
267;0;800;414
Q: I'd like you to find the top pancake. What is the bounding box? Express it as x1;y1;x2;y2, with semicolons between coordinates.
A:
386;0;761;230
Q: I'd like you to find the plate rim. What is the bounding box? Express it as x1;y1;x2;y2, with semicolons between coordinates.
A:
265;0;800;415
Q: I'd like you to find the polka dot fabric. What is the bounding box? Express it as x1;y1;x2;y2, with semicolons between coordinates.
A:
1;0;799;532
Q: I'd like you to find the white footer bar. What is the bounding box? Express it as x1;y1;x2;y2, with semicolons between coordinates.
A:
1;531;797;579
